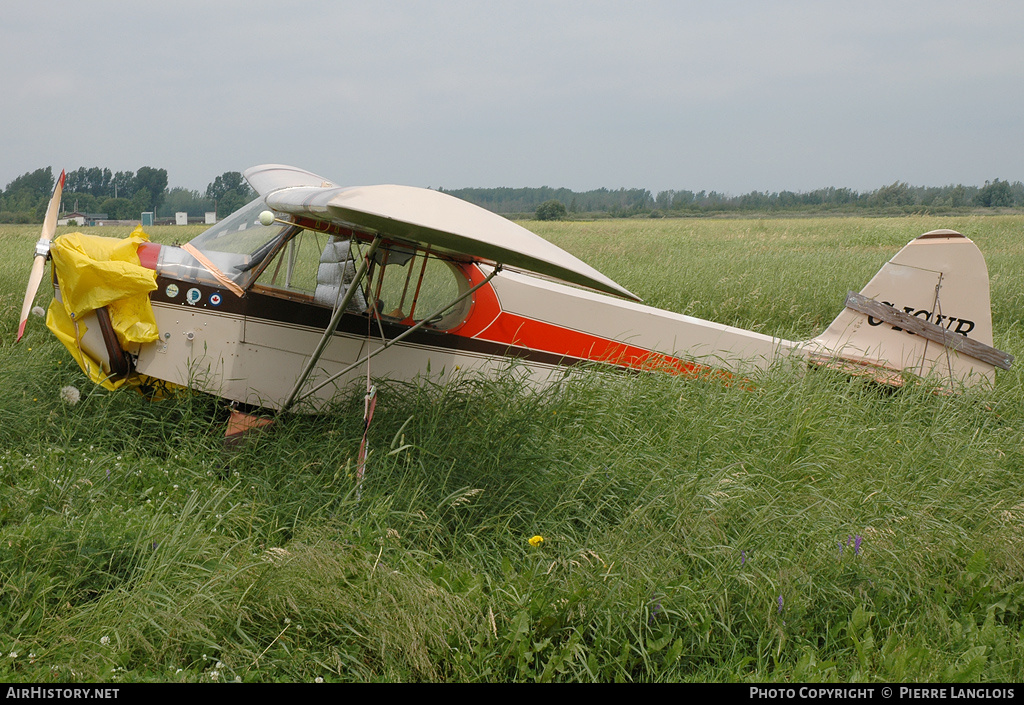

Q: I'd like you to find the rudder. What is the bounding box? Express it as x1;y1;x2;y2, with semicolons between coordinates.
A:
807;230;1009;387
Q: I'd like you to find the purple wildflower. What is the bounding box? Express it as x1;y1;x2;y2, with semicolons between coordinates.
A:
854;535;862;555
778;595;783;614
741;550;746;566
649;599;663;624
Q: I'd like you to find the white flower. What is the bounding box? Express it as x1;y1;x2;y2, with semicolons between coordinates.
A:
210;670;219;681
315;677;324;683
8;651;17;658
60;386;81;405
100;636;110;645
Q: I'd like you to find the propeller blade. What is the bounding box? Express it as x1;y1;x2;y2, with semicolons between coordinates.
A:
16;169;65;342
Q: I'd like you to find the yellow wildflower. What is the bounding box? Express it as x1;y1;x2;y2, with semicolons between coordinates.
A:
528;535;544;547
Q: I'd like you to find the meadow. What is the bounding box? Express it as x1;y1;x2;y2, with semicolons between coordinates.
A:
1;215;1023;683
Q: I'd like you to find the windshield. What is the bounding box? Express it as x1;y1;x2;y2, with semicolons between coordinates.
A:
158;196;290;289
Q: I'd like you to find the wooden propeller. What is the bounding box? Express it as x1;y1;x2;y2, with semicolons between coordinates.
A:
16;169;65;342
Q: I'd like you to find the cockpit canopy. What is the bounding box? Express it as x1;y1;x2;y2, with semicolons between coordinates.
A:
158;196;288;290
158;195;473;331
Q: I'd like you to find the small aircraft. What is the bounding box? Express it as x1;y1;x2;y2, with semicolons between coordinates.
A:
18;164;1013;434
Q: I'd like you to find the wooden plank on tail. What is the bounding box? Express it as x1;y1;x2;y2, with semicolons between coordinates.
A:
844;291;1013;370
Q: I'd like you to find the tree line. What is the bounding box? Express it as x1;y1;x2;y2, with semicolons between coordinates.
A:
446;179;1024;218
0;167;253;224
647;180;1024;216
438;185;656;217
2;165;1021;224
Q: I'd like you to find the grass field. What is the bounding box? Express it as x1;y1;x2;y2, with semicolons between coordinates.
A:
1;216;1023;682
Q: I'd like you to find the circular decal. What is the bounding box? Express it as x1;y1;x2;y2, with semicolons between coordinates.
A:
165;284;179;298
209;293;222;306
186;288;202;305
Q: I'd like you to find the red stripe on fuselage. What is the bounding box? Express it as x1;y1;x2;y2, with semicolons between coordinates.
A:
480;311;709;374
455;263;716;377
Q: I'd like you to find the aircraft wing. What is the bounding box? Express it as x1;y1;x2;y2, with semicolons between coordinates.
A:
244;164;639;301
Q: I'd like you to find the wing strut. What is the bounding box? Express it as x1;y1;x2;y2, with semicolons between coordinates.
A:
291;265;503;407
280;235;384;412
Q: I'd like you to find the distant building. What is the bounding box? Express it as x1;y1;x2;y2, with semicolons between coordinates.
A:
94;219;141;227
58;212;108;226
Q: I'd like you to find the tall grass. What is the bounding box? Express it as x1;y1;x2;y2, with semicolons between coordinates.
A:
1;218;1023;682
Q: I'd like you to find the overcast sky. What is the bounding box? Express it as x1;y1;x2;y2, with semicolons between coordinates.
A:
2;1;1022;196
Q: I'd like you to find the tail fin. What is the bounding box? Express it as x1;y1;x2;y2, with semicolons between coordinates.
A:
808;230;1011;387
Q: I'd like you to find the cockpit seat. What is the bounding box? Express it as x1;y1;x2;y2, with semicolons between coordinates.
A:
314;238;367;312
